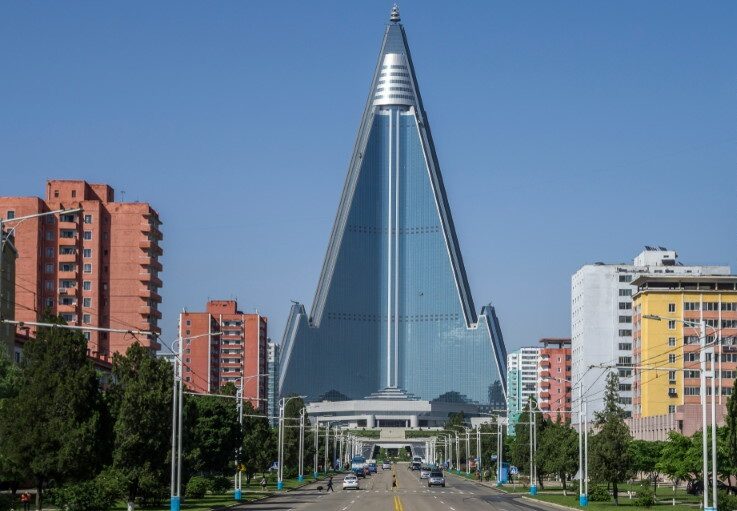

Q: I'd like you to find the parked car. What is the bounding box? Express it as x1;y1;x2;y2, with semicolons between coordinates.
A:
342;474;359;490
420;467;431;479
428;470;446;488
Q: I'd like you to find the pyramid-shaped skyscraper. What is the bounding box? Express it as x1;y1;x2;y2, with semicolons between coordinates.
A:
279;7;507;407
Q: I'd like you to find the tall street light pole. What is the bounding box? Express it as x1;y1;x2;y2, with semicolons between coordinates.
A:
313;423;319;479
277;395;306;490
465;428;471;475
298;408;305;481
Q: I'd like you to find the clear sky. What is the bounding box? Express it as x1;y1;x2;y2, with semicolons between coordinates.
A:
2;1;736;352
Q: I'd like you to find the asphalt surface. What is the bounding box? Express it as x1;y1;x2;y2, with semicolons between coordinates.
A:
233;463;560;511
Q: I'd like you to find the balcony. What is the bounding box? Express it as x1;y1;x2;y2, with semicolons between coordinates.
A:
138;272;163;288
137;287;162;303
540;391;551;399
58;251;77;263
540;359;551;368
540;370;551;378
539;380;550;389
57;302;77;313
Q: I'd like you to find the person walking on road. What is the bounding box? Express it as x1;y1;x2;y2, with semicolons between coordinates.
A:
326;476;334;492
20;491;31;511
260;476;267;492
392;474;397;489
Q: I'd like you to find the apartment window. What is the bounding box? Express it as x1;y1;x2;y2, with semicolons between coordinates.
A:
83;281;91;291
722;370;737;379
619;302;632;310
186;320;191;326
619;275;633;283
668;320;676;330
668;405;676;413
685;302;700;311
704;302;719;311
84;214;92;224
59;246;74;255
619;383;632;392
685;387;700;396
44;280;54;291
45;263;54;273
83;231;92;240
685;353;700;362
668;371;676;383
5;211;15;220
60;230;75;239
668;388;677;396
45;247;54;258
83;263;92;273
619;316;632;323
83;248;92;258
668;354;676;363
684;336;699;345
618;356;632;366
71;190;77;198
618;289;632;297
83;332;90;341
82;314;91;324
618;343;632;351
668;337;677;347
685;370;700;378
721;303;737;311
45;231;54;240
54;190;59;198
185;330;190;335
668;303;676;313
618;329;632;337
83;297;91;308
722;320;737;329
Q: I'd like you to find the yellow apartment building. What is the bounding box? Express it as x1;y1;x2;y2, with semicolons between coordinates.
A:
632;275;737;418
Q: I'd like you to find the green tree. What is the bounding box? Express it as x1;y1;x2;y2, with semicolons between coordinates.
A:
538;418;578;495
509;400;548;487
240;403;275;485
726;377;737;484
282;397;307;474
588;372;632;504
656;431;697;488
108;343;172;511
184;392;241;477
629;440;665;492
0;318;109;510
0;344;22;499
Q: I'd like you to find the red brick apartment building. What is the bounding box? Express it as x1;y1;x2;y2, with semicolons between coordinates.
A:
538;338;572;421
0;180;163;360
179;300;268;412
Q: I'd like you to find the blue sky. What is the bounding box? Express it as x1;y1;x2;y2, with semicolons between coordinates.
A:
2;1;736;352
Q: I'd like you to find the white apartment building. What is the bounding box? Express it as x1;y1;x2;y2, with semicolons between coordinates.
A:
506;346;540;434
571;247;730;424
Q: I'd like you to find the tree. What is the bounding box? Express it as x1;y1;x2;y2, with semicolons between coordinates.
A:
0;318;109;510
509;400;548;488
282;397;306;474
629;440;665;492
240;402;275;485
726;377;737;484
184;392;241;477
0;344;22;499
656;431;697;489
538;419;578;495
108;343;172;511
588;372;632;504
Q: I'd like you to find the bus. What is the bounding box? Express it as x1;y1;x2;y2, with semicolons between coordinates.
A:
351;455;367;477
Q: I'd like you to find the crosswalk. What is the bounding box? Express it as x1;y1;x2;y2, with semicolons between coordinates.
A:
362;489;475;495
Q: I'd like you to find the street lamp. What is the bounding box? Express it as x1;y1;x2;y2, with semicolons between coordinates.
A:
642;314;720;511
170;331;222;511
298;408;306;481
465;428;471;475
0;208;83;325
313;423;320;479
277;395;306;490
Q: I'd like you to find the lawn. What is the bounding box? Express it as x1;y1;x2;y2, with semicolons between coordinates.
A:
528;492;698;511
109;473;330;511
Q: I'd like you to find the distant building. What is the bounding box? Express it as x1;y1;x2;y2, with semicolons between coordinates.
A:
537;338;571;421
0;227;18;357
0;180;163;359
632;274;737;418
506;346;540;435
179;300;268;413
571;247;729;424
267;339;279;424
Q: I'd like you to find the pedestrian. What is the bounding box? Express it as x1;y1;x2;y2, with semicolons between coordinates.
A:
20;492;30;511
260;476;267;491
392;474;397;489
327;476;334;492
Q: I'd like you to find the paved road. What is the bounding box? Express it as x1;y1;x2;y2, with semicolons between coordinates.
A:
234;463;558;511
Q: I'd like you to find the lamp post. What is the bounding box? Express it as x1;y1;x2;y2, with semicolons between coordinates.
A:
476;426;482;476
324;422;329;474
277;395;306;490
298;408;305;481
528;401;536;495
643;314;720;511
455;432;460;474
313;423;319;479
465;428;471;475
0;208;83;325
170;330;222;511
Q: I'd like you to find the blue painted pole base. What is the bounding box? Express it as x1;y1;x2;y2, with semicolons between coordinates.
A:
298;474;304;481
170;496;181;511
234;489;241;501
313;471;318;479
277;480;284;490
705;508;716;511
579;494;588;506
530;485;537;496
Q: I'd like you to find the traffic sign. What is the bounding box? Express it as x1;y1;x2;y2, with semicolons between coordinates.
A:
509;466;519;475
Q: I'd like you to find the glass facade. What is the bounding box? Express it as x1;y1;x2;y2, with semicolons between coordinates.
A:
279;17;507;406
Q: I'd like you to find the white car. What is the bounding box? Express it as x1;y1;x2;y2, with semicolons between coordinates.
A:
342;474;359;490
382;461;391;470
420;467;431;479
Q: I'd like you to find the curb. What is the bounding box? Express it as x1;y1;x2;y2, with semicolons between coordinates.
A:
520;495;580;511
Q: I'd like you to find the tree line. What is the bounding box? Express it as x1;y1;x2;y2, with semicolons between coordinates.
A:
0;315;322;511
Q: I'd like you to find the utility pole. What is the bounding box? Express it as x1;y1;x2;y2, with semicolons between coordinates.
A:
234;380;243;501
529;402;536;495
476;427;482;475
465;429;471;475
324;423;329;474
313;423;319;479
455;432;460;474
298;408;305;481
